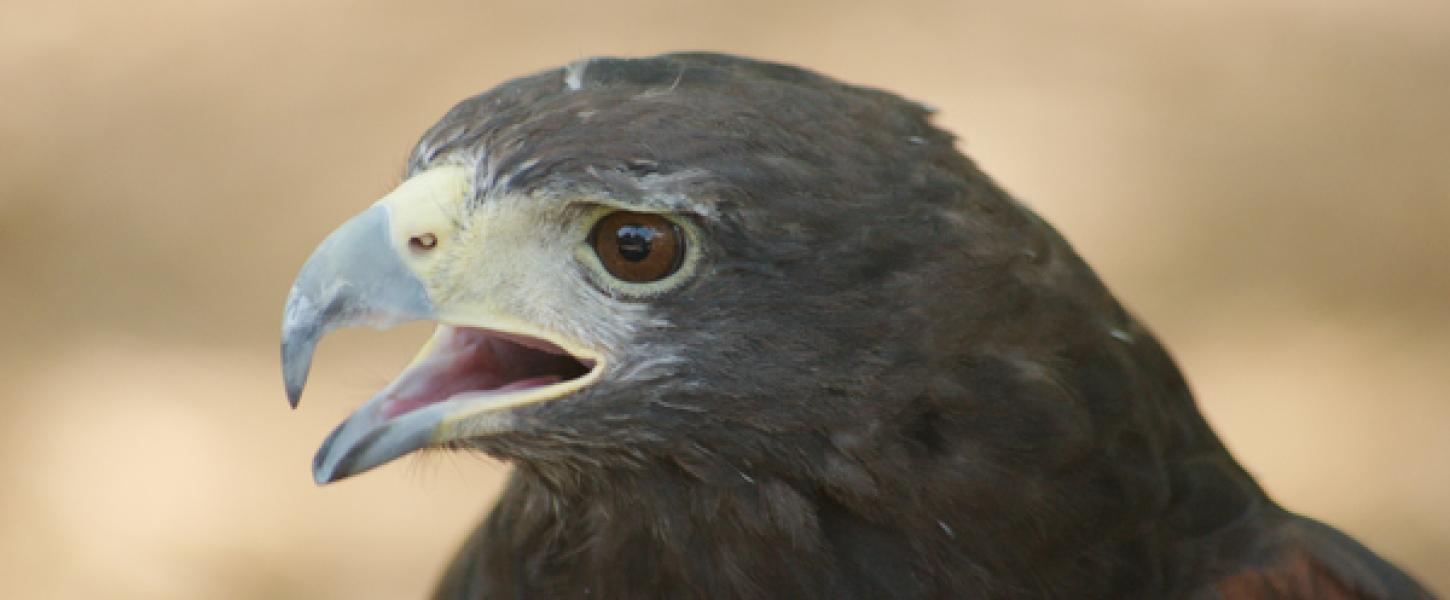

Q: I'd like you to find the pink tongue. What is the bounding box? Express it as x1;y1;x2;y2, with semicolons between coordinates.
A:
379;331;568;420
377;331;491;419
496;375;562;392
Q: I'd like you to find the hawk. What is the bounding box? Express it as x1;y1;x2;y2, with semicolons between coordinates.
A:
281;53;1434;599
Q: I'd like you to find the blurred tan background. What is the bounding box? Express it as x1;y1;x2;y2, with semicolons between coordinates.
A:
2;0;1446;597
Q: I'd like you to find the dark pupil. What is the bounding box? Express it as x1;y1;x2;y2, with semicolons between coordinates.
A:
615;225;654;262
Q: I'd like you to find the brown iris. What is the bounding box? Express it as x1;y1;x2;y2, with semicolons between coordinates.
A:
590;211;685;283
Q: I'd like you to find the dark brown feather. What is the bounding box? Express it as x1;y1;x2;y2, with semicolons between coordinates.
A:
398;53;1436;599
1211;517;1433;600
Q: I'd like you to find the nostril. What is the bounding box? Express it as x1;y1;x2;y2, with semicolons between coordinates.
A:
409;233;438;251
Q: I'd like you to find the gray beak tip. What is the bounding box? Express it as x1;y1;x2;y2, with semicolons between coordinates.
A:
310;408;441;485
312;459;344;486
311;420;350;484
281;331;318;409
313;461;354;486
286;388;302;410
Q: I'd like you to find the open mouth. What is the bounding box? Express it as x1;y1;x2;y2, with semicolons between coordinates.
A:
306;324;602;484
378;325;597;421
279;164;613;484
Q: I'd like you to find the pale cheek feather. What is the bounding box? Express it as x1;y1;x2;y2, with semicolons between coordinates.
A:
428;197;665;361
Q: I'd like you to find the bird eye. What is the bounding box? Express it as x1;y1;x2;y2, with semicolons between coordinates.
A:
589;211;684;283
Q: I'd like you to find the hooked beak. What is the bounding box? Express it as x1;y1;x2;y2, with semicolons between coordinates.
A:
281;166;602;484
281;202;433;408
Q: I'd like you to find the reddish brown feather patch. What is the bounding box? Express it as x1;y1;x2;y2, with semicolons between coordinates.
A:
1216;547;1366;599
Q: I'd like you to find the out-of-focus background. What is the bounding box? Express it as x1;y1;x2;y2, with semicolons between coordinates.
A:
2;0;1446;597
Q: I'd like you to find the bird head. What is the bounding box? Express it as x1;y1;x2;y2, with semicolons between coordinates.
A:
283;54;1169;504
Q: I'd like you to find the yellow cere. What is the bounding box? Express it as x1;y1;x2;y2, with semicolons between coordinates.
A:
377;164;475;278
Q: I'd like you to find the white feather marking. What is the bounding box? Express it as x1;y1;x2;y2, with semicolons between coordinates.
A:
494;157;539;192
563;59;590;91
